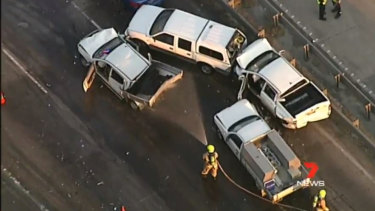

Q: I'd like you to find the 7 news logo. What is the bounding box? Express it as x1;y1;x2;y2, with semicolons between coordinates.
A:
297;162;325;187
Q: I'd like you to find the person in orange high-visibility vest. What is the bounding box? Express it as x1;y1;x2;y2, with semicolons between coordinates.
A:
201;145;219;180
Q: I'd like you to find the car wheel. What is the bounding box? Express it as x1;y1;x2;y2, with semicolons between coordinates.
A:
200;63;214;75
129;100;139;111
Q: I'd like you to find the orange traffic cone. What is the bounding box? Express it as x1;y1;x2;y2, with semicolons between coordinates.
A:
121;206;126;211
1;92;5;105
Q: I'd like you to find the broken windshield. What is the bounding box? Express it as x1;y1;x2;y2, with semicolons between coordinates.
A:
245;50;280;72
93;37;123;59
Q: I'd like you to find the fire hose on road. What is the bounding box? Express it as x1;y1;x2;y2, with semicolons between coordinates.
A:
217;161;308;211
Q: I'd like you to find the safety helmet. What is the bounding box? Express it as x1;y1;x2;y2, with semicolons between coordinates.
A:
319;189;327;198
207;145;215;153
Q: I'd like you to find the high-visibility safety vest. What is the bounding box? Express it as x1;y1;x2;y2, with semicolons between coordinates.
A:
317;0;327;5
313;195;328;210
209;153;216;164
313;195;320;208
204;152;218;165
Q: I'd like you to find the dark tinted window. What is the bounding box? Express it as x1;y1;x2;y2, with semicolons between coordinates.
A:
229;134;243;149
264;85;276;100
178;38;192;51
111;70;123;84
150;10;174;35
199;46;223;61
155;33;174;45
253;78;266;93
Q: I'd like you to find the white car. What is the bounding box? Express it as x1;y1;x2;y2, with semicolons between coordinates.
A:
78;28;183;110
214;99;309;202
125;5;247;75
236;38;331;129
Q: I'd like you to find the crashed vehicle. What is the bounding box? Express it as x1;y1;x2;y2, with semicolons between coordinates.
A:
235;38;331;129
78;28;183;110
125;5;247;75
214;99;310;202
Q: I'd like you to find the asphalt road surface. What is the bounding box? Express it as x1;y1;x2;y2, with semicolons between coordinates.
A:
2;0;375;211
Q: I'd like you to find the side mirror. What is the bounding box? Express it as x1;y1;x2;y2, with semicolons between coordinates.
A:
278;50;286;56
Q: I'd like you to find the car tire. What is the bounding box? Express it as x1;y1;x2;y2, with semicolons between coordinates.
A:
129;100;139;111
199;63;214;75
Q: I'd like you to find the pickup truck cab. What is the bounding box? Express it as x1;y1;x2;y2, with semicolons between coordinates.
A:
125;5;247;75
214;99;310;202
235;38;331;129
78;28;183;110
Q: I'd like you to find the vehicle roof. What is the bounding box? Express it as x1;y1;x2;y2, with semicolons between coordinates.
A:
105;43;149;81
164;9;236;50
236;38;274;69
259;58;306;95
79;28;118;58
216;99;260;130
197;21;236;51
163;9;209;41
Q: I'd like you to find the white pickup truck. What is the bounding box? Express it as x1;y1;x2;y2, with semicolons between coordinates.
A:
124;5;247;75
236;38;331;129
214;99;310;202
78;28;183;110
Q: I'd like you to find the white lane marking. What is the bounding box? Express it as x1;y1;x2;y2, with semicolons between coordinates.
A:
316;124;375;185
2;168;50;211
71;1;102;30
2;48;48;94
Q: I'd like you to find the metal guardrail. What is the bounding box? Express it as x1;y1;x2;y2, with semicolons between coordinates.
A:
260;0;375;115
219;0;374;142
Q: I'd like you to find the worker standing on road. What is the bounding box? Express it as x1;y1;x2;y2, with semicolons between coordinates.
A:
313;189;330;211
201;145;219;180
331;0;342;19
318;0;328;21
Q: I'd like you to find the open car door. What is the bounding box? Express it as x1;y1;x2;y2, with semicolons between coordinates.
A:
83;65;96;92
